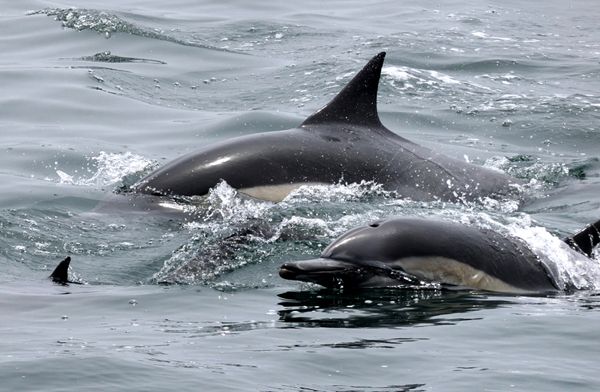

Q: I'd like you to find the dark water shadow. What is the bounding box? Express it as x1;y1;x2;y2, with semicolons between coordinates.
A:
266;383;427;392
574;290;600;310
277;288;515;329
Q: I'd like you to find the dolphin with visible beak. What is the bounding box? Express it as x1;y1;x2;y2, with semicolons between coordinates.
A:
280;217;600;294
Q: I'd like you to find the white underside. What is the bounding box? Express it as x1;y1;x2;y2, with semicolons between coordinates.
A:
239;182;325;202
381;256;533;294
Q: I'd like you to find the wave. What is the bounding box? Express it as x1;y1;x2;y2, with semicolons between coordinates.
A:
29;8;238;52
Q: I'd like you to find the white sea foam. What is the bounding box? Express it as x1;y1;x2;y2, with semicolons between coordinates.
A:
282;180;391;204
429;70;460;84
471;31;513;41
382;65;495;95
441;213;600;290
56;151;154;187
202;181;274;223
508;223;600;290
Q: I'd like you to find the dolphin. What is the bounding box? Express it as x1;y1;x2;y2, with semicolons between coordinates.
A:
279;217;600;294
133;52;519;203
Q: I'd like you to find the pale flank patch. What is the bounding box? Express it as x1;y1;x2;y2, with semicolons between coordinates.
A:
239;183;324;202
397;256;533;294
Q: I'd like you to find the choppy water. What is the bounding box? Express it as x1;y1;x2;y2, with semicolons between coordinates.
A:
2;0;600;390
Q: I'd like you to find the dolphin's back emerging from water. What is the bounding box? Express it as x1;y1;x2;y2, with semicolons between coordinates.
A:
134;52;517;202
280;217;600;294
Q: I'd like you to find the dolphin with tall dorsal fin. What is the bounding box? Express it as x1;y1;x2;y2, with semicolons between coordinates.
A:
133;52;519;203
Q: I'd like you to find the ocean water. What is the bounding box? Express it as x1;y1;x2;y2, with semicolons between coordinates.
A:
2;0;600;390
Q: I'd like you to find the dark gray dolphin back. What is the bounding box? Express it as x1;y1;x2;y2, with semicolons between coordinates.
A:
322;218;559;292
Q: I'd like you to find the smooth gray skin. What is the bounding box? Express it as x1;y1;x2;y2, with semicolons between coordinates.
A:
133;52;518;203
279;217;574;294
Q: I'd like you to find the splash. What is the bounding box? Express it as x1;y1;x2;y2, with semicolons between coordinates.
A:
151;180;524;285
429;213;600;291
56;151;154;188
485;155;570;185
508;223;600;291
152;182;275;284
201;181;275;223
30;8;144;38
471;93;600;117
383;66;462;91
30;8;232;51
151;185;600;291
282;181;393;204
382;65;494;97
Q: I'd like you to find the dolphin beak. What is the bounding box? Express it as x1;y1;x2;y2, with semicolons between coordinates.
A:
279;258;365;288
280;257;422;289
280;258;353;279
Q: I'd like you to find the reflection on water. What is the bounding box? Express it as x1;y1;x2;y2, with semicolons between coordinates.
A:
574;291;600;310
266;383;427;392
278;288;514;328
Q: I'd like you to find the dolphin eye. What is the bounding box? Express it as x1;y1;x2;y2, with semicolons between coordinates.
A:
369;222;380;228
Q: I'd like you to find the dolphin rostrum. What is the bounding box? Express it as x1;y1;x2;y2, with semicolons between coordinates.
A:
133;52;519;203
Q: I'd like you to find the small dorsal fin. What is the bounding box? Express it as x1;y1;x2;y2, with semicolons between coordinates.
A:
564;220;600;257
302;52;386;128
50;256;71;284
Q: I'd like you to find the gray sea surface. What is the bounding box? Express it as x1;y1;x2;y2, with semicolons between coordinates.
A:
1;0;600;390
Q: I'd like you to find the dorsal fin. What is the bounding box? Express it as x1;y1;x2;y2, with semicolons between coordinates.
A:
564;220;600;257
302;52;386;128
50;256;71;284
